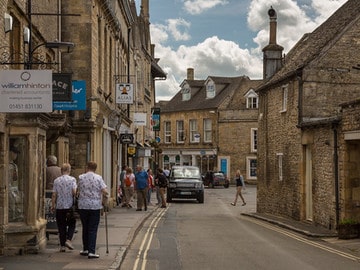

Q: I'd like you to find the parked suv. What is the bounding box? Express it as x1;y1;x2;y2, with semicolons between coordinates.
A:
202;171;230;188
167;166;204;203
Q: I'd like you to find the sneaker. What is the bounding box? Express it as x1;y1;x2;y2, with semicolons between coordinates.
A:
242;202;246;206
65;240;74;250
88;253;100;259
80;250;89;256
231;203;236;206
60;246;66;252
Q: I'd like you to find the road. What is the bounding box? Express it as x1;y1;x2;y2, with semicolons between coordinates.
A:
120;186;360;270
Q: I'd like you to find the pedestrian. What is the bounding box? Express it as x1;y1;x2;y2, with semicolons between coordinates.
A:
46;155;61;190
134;165;148;211
154;170;162;205
231;169;246;206
77;161;108;259
51;163;77;252
119;165;127;207
156;168;168;208
123;167;135;208
163;166;170;178
147;169;155;205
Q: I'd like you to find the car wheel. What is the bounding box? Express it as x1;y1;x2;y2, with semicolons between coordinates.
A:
198;193;204;203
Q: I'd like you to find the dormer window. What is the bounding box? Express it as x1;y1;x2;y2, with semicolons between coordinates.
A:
245;89;258;109
206;79;215;99
182;84;191;101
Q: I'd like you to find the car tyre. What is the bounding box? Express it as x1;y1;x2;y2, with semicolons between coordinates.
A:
198;193;204;203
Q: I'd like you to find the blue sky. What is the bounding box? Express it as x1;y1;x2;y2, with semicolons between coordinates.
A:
135;0;348;101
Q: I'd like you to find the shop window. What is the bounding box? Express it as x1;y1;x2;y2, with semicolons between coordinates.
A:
8;136;26;222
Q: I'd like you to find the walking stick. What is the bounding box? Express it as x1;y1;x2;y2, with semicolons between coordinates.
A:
104;203;109;254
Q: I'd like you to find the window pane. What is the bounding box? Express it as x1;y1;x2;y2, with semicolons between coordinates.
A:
164;121;171;143
203;119;212;142
8;136;26;222
190;119;198;142
177;121;184;142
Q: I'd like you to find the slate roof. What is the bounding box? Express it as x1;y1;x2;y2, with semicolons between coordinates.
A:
258;0;360;91
160;76;252;113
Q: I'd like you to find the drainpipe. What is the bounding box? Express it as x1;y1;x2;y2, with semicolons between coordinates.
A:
296;69;303;126
333;123;340;227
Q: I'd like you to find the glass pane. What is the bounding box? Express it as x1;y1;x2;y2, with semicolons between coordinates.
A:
8;136;26;222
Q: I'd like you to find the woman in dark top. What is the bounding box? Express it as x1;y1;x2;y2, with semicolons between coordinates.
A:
231;169;246;206
156;168;168;208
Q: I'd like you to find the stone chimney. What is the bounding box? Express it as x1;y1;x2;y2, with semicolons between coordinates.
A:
262;6;284;80
187;68;194;80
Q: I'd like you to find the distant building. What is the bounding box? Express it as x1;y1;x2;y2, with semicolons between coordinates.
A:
157;68;261;183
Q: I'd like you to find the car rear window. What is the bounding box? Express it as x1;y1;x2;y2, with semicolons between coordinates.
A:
172;168;200;179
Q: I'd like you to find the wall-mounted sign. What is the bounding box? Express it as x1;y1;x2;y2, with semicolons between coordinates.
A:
120;133;134;144
116;83;134;104
53;80;86;110
128;145;136;156
151;107;160;131
0;70;52;112
134;113;147;126
52;73;72;101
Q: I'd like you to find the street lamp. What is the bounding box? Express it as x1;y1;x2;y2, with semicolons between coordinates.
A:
27;41;75;69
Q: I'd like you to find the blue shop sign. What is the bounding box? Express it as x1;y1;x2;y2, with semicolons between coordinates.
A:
53;80;86;110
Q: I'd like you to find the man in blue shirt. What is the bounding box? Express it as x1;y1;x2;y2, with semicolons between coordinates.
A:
135;165;148;211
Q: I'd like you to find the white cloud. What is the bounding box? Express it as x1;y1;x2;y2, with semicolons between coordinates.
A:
153;0;347;101
248;0;347;54
183;0;229;15
167;18;191;41
311;0;347;23
152;35;262;101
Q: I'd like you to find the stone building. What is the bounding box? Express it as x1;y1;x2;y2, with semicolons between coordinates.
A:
158;68;261;183
256;1;360;231
0;0;165;255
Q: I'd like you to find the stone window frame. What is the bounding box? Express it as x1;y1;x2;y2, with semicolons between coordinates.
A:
246;156;257;180
245;89;258;109
205;79;216;99
280;84;288;113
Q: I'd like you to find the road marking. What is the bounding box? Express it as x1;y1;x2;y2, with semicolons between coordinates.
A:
132;207;168;270
244;217;360;262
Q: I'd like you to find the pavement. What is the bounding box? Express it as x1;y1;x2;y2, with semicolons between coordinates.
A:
0;187;359;270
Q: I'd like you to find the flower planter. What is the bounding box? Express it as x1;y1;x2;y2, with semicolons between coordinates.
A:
338;223;359;239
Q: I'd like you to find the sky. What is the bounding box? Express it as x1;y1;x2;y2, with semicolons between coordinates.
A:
135;0;348;101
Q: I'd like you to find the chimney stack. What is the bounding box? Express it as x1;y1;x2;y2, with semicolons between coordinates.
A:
187;68;194;80
262;6;284;80
268;6;277;45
